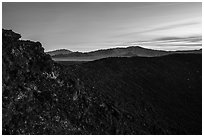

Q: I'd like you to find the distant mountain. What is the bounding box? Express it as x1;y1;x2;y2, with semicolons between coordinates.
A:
46;49;72;56
49;46;168;61
173;49;202;54
48;46;201;61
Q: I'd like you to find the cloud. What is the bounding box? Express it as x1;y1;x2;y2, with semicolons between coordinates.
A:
115;21;201;38
142;22;200;33
154;37;183;41
122;35;202;51
153;35;202;43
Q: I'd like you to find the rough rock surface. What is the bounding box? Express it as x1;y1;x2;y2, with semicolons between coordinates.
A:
2;29;134;135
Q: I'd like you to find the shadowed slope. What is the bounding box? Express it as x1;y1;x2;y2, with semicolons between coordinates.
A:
64;54;202;134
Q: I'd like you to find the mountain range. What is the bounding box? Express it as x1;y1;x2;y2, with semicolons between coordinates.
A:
47;46;202;61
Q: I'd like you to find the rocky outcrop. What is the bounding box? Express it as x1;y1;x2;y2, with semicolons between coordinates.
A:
2;29;134;135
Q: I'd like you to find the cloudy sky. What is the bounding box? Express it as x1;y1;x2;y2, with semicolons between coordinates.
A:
3;2;202;52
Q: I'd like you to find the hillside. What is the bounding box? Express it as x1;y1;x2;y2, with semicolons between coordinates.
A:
63;54;202;134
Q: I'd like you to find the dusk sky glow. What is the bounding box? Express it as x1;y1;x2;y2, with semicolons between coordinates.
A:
3;2;202;52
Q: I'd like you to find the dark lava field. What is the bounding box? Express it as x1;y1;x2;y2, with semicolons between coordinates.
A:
2;29;202;135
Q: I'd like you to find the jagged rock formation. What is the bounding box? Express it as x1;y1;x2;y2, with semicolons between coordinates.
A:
2;29;134;135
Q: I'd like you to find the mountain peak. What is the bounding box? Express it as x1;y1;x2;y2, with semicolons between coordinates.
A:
46;49;72;56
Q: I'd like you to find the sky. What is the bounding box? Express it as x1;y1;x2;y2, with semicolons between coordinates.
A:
2;2;202;52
